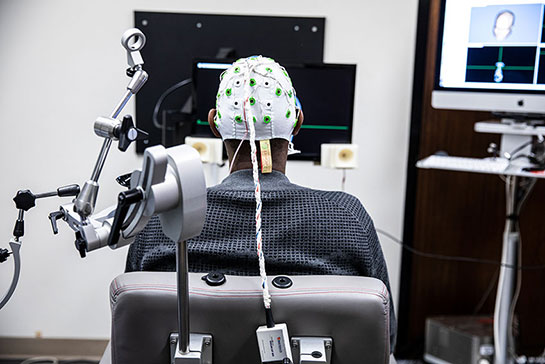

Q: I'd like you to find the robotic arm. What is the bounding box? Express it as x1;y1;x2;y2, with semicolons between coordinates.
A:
74;28;149;218
55;144;206;257
0;28;207;311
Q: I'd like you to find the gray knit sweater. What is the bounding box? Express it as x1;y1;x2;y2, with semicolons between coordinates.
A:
126;170;396;349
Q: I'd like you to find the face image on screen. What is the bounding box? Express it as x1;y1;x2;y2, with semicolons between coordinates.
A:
193;62;356;160
437;0;545;91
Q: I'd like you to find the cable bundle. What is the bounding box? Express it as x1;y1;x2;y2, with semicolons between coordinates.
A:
243;63;272;310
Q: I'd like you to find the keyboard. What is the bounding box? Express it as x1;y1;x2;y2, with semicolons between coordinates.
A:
417;155;509;174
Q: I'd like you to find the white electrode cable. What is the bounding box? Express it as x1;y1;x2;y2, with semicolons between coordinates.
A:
243;63;272;311
215;56;298;324
228;133;248;174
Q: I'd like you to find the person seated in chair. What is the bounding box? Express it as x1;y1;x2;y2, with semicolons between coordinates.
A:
126;55;397;350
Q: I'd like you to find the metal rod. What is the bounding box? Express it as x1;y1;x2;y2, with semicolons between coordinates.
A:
17;210;24;221
35;191;57;199
176;240;190;354
90;90;133;182
90;139;113;182
111;89;133;119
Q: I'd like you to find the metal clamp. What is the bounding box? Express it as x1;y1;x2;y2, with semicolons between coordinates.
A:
169;333;212;364
121;28;146;69
291;337;332;364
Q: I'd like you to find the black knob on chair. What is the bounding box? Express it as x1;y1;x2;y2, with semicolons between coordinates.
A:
202;272;226;286
272;276;293;289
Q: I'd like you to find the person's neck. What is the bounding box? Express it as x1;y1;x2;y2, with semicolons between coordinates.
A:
225;139;288;174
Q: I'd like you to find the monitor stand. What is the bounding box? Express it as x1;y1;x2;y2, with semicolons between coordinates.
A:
474;117;544;364
475;117;545;162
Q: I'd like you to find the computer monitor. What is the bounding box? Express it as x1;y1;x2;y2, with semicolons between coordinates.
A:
192;60;356;161
432;0;545;114
133;12;326;153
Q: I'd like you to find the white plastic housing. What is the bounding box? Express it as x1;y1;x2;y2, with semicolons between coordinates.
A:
256;323;293;363
320;144;359;169
185;136;224;164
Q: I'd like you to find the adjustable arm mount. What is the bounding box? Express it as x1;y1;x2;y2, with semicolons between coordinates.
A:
74;28;149;218
50;144;206;260
1;28;152;310
2;29;209;364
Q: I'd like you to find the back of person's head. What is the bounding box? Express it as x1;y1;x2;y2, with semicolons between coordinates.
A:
207;56;303;173
214;56;298;142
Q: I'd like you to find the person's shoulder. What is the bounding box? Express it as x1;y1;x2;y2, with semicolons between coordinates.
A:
307;189;372;222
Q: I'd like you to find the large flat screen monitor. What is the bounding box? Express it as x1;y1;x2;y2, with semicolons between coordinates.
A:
432;0;545;114
192;60;356;161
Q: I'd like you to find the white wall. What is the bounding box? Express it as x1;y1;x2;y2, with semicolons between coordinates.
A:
0;0;417;339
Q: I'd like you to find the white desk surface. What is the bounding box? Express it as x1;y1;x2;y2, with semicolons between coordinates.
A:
417;156;545;180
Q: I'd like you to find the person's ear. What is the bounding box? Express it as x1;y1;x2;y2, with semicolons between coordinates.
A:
208;108;221;138
292;109;304;136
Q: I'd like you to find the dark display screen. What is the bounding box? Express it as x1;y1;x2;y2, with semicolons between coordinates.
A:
193;61;356;161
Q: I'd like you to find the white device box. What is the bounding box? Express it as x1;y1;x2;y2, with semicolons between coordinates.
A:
256;323;293;363
185;136;223;164
321;144;359;169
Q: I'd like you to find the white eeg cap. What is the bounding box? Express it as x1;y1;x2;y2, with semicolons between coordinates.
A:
214;56;297;141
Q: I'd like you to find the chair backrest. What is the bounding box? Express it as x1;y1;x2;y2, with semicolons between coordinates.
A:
109;272;391;364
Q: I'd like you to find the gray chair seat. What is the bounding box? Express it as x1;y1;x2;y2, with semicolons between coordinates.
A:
105;272;392;364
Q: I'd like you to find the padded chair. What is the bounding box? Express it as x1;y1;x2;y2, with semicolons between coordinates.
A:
100;272;396;364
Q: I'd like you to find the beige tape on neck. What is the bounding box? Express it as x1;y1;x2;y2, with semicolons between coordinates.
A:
260;139;273;174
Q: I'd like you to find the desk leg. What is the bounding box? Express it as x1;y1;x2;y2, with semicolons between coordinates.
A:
494;176;535;364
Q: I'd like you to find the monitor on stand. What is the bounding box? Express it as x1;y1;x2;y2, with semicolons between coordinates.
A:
432;0;545;117
192;60;356;161
427;2;545;363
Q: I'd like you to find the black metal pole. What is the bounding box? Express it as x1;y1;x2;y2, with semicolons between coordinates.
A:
177;240;190;354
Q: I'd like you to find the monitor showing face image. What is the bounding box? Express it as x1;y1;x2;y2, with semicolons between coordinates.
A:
432;0;545;114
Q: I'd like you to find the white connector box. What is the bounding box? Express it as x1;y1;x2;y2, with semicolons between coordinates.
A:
256;323;293;363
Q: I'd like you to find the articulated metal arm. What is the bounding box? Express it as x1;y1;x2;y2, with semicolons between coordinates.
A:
74;28;149;218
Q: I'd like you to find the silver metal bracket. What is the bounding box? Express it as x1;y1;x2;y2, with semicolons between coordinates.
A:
169;333;212;364
121;28;146;68
291;337;332;364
